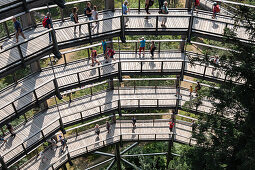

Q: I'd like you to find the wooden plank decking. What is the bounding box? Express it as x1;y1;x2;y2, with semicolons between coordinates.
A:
20;119;194;170
0;9;250;76
0;86;208;167
0;50;239;127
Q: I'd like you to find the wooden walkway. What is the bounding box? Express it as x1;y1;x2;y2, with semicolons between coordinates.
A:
0;50;234;128
0;86;208;167
20;119;194;170
0;9;251;77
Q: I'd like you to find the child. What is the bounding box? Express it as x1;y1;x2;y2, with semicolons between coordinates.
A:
90;49;100;66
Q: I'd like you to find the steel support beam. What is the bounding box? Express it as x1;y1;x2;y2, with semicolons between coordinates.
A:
94;151;115;157
106;160;116;170
115;143;121;170
122;158;141;170
166;134;174;167
120;142;139;154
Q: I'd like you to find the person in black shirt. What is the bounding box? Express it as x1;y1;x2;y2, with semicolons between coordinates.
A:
7;123;15;137
85;2;93;21
12;17;26;43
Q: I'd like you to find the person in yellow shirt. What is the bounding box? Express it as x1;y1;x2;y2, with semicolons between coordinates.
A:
189;85;193;96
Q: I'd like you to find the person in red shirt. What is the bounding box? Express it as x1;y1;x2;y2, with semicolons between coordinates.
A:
106;47;116;62
169;121;174;132
194;0;200;13
212;2;220;19
90;49;100;66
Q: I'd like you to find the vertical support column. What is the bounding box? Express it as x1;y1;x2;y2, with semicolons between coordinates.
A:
108;77;114;90
186;0;192;12
105;0;115;11
166;134;174;168
0;155;7;170
175;75;180;113
3;22;10;38
51;29;62;59
61;164;67;170
20;13;36;29
115;143;121;170
60;8;64;22
180;36;186;53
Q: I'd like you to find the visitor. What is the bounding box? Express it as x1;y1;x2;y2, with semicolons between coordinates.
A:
101;40;107;57
39;151;48;163
92;6;99;33
0;136;7;144
7;123;15;137
189;85;193;96
195;81;201;96
12;17;26;43
85;2;93;21
161;1;168;27
138;37;146;57
171;113;176;123
194;0;200;13
132;116;136;128
95;124;100;136
71;7;81;33
150;41;156;57
90;49;100;66
106;121;111;133
145;0;150;14
212;55;219;75
59;135;67;153
158;0;164;12
191;120;197;132
42;12;53;43
123;0;130;26
48;137;57;150
212;2;220;19
175;84;182;98
107;47;116;62
169;121;174;132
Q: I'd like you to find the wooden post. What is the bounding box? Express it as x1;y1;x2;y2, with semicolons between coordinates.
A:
3;22;10;38
105;0;115;11
60;8;64;22
166;134;174;167
115;143;121;170
186;0;192;12
156;16;159;35
0;155;8;170
53;79;62;100
175;75;180;113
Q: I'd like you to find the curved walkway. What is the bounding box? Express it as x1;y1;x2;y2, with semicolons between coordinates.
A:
0;86;210;167
0;9;250;77
0;50;233;127
21;118;194;170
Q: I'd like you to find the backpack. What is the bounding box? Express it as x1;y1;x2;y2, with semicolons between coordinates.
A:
215;5;220;13
42;17;48;28
149;0;154;6
70;13;74;22
195;0;200;6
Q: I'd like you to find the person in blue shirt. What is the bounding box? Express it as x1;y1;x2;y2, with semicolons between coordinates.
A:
12;17;26;43
101;39;107;56
122;0;129;26
138;37;146;57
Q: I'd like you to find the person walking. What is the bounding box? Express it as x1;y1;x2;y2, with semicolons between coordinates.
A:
59;135;67;153
138;37;146;57
145;0;150;14
101;39;107;57
150;41;156;57
39;151;48;163
42;12;53;43
90;49;100;66
212;2;220;19
175;84;182;98
194;0;200;13
123;0;130;26
92;6;99;33
48;137;57;150
71;7;81;33
7;123;15;137
85;2;93;21
12;17;26;43
191;120;197;132
106;121;111;133
132;116;136;128
158;0;164;12
161;1;168;27
195;81;201;96
0;136;7;144
169;121;174;132
189;85;193;96
95;124;100;136
107;47;116;62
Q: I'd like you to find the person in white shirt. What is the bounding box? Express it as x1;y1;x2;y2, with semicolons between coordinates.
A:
92;5;99;33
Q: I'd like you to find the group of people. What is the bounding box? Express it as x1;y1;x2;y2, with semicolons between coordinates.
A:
189;81;201;97
137;37;156;57
90;40;116;67
94;121;111;137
